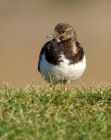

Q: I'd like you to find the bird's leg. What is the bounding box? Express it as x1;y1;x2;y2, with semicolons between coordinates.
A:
62;80;69;92
64;84;68;92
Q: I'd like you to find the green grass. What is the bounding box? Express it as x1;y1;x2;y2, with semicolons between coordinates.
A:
0;85;111;140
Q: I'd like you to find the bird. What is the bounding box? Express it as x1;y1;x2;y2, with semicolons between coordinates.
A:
38;23;86;86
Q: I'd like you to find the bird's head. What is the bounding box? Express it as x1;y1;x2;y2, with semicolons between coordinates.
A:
54;23;77;41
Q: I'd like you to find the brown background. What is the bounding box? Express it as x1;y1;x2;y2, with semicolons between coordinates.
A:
0;0;111;87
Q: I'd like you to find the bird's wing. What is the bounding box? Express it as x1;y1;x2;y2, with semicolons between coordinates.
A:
38;41;50;72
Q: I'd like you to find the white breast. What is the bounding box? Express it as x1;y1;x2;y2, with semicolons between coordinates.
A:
39;53;86;82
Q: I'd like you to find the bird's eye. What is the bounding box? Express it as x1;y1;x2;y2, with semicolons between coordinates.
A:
57;31;61;34
61;31;65;33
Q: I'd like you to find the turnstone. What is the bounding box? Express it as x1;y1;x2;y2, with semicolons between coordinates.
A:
38;23;86;84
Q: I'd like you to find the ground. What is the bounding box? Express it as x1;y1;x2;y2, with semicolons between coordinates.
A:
0;84;111;140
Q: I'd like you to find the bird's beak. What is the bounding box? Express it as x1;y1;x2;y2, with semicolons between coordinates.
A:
46;31;59;39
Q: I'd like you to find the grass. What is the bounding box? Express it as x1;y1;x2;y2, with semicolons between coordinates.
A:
0;84;111;140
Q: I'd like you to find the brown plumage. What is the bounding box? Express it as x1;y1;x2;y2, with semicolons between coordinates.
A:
38;23;86;83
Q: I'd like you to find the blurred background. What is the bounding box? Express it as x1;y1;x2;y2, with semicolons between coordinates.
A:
0;0;111;87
